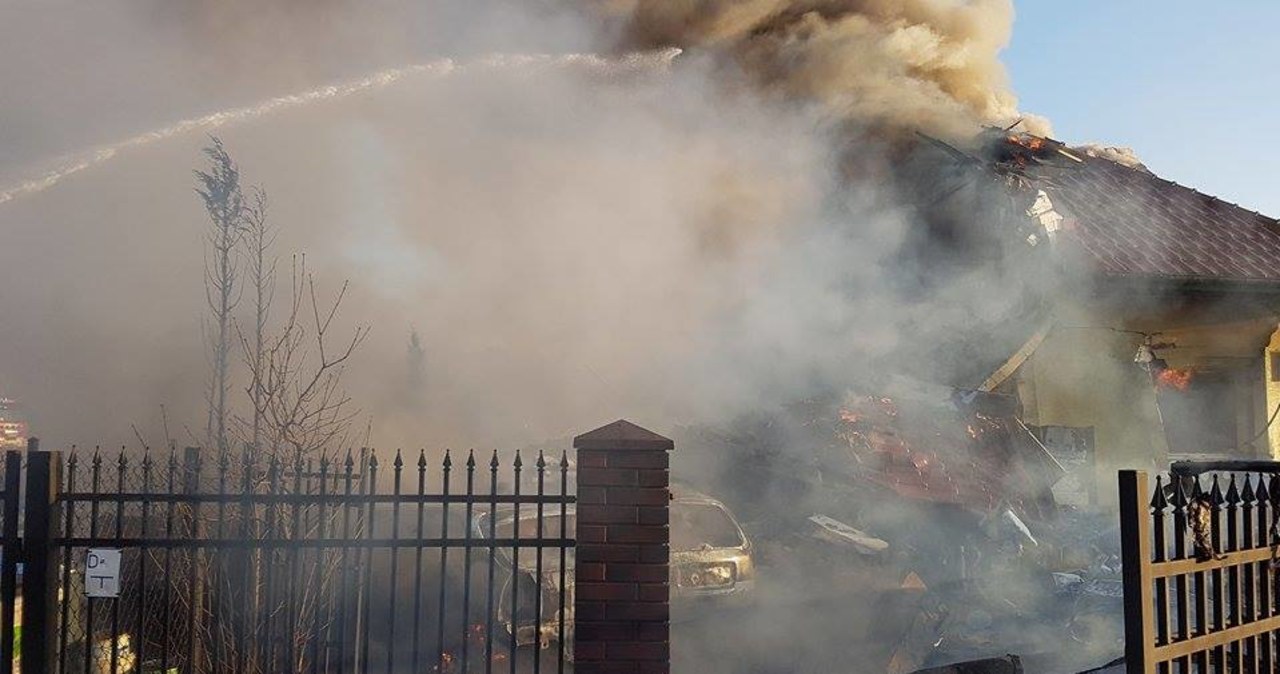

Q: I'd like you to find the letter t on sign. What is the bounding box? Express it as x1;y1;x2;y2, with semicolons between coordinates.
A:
85;548;122;598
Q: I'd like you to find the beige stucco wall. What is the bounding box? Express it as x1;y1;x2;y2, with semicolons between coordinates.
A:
1017;300;1276;503
1017;314;1166;501
1264;327;1280;459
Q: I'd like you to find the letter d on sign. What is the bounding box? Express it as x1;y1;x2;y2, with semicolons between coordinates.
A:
85;548;122;598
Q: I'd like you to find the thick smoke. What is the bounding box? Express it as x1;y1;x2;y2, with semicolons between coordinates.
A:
593;0;1050;140
0;0;1047;453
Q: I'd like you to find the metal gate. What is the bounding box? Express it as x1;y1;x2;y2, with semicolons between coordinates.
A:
1120;467;1280;673
6;444;575;674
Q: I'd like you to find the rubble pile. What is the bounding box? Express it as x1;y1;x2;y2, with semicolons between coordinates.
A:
674;382;1125;672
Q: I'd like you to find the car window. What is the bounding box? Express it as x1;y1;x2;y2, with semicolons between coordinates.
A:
672;503;743;550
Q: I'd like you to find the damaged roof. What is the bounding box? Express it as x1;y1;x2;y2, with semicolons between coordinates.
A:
1038;153;1280;283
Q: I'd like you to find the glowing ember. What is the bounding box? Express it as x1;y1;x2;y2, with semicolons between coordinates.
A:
432;652;457;674
1156;367;1194;391
1007;134;1045;151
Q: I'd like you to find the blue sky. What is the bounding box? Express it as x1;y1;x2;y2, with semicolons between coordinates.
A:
1007;1;1280;217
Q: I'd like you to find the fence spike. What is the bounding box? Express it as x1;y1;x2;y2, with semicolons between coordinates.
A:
442;449;452;470
560;449;569;469
394;449;404;470
1210;473;1224;507
1152;475;1168;510
67;449;78;471
1255;474;1270;506
344;449;355;470
1270;473;1280;506
490;450;500;470
1241;474;1256;505
1171;476;1189;510
513;449;523;469
537;450;547;471
369;451;380;469
466;449;476;469
1226;474;1241;505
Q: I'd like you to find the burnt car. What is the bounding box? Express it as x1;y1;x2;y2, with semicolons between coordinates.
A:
669;491;756;605
472;488;755;650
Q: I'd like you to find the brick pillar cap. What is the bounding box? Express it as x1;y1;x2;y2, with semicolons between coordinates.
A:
573;420;673;451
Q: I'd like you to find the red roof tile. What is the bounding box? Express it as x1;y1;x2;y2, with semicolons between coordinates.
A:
1041;157;1280;282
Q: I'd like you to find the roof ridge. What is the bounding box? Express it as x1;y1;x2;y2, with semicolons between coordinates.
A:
1094;160;1280;224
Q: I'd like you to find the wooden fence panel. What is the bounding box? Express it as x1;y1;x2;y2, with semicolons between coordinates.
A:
1120;469;1280;674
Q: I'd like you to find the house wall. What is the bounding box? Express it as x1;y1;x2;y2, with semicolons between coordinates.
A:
1264;327;1280;459
1015;298;1276;505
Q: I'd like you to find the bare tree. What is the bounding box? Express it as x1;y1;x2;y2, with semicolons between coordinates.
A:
238;254;369;461
195;137;245;453
240;188;277;453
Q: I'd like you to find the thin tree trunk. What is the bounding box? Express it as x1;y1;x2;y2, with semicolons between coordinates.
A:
215;216;233;453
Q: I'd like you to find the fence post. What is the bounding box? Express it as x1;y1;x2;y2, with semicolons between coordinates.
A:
0;450;22;674
573;420;672;674
22;445;62;674
1120;470;1155;674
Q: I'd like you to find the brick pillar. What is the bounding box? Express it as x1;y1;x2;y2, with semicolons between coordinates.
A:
573;420;672;674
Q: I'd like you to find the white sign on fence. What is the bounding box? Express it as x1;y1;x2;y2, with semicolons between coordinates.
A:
85;548;121;598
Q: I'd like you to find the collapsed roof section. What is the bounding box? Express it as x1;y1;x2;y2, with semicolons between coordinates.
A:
835;388;1062;522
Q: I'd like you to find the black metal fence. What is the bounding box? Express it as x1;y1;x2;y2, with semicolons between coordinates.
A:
0;450;20;674
10;444;576;674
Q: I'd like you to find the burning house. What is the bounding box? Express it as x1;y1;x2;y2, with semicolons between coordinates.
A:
668;129;1280;671
965;133;1280;507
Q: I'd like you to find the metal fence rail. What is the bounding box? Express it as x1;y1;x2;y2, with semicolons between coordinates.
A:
1120;469;1280;674
16;447;575;674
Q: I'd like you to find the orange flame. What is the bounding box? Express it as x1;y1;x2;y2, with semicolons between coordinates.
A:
1156;367;1195;391
1008;134;1045;151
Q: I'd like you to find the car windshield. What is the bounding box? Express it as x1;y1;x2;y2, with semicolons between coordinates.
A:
672;502;743;551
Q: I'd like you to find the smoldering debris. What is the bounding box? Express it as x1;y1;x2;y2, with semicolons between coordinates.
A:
807;513;890;556
671;377;1125;672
